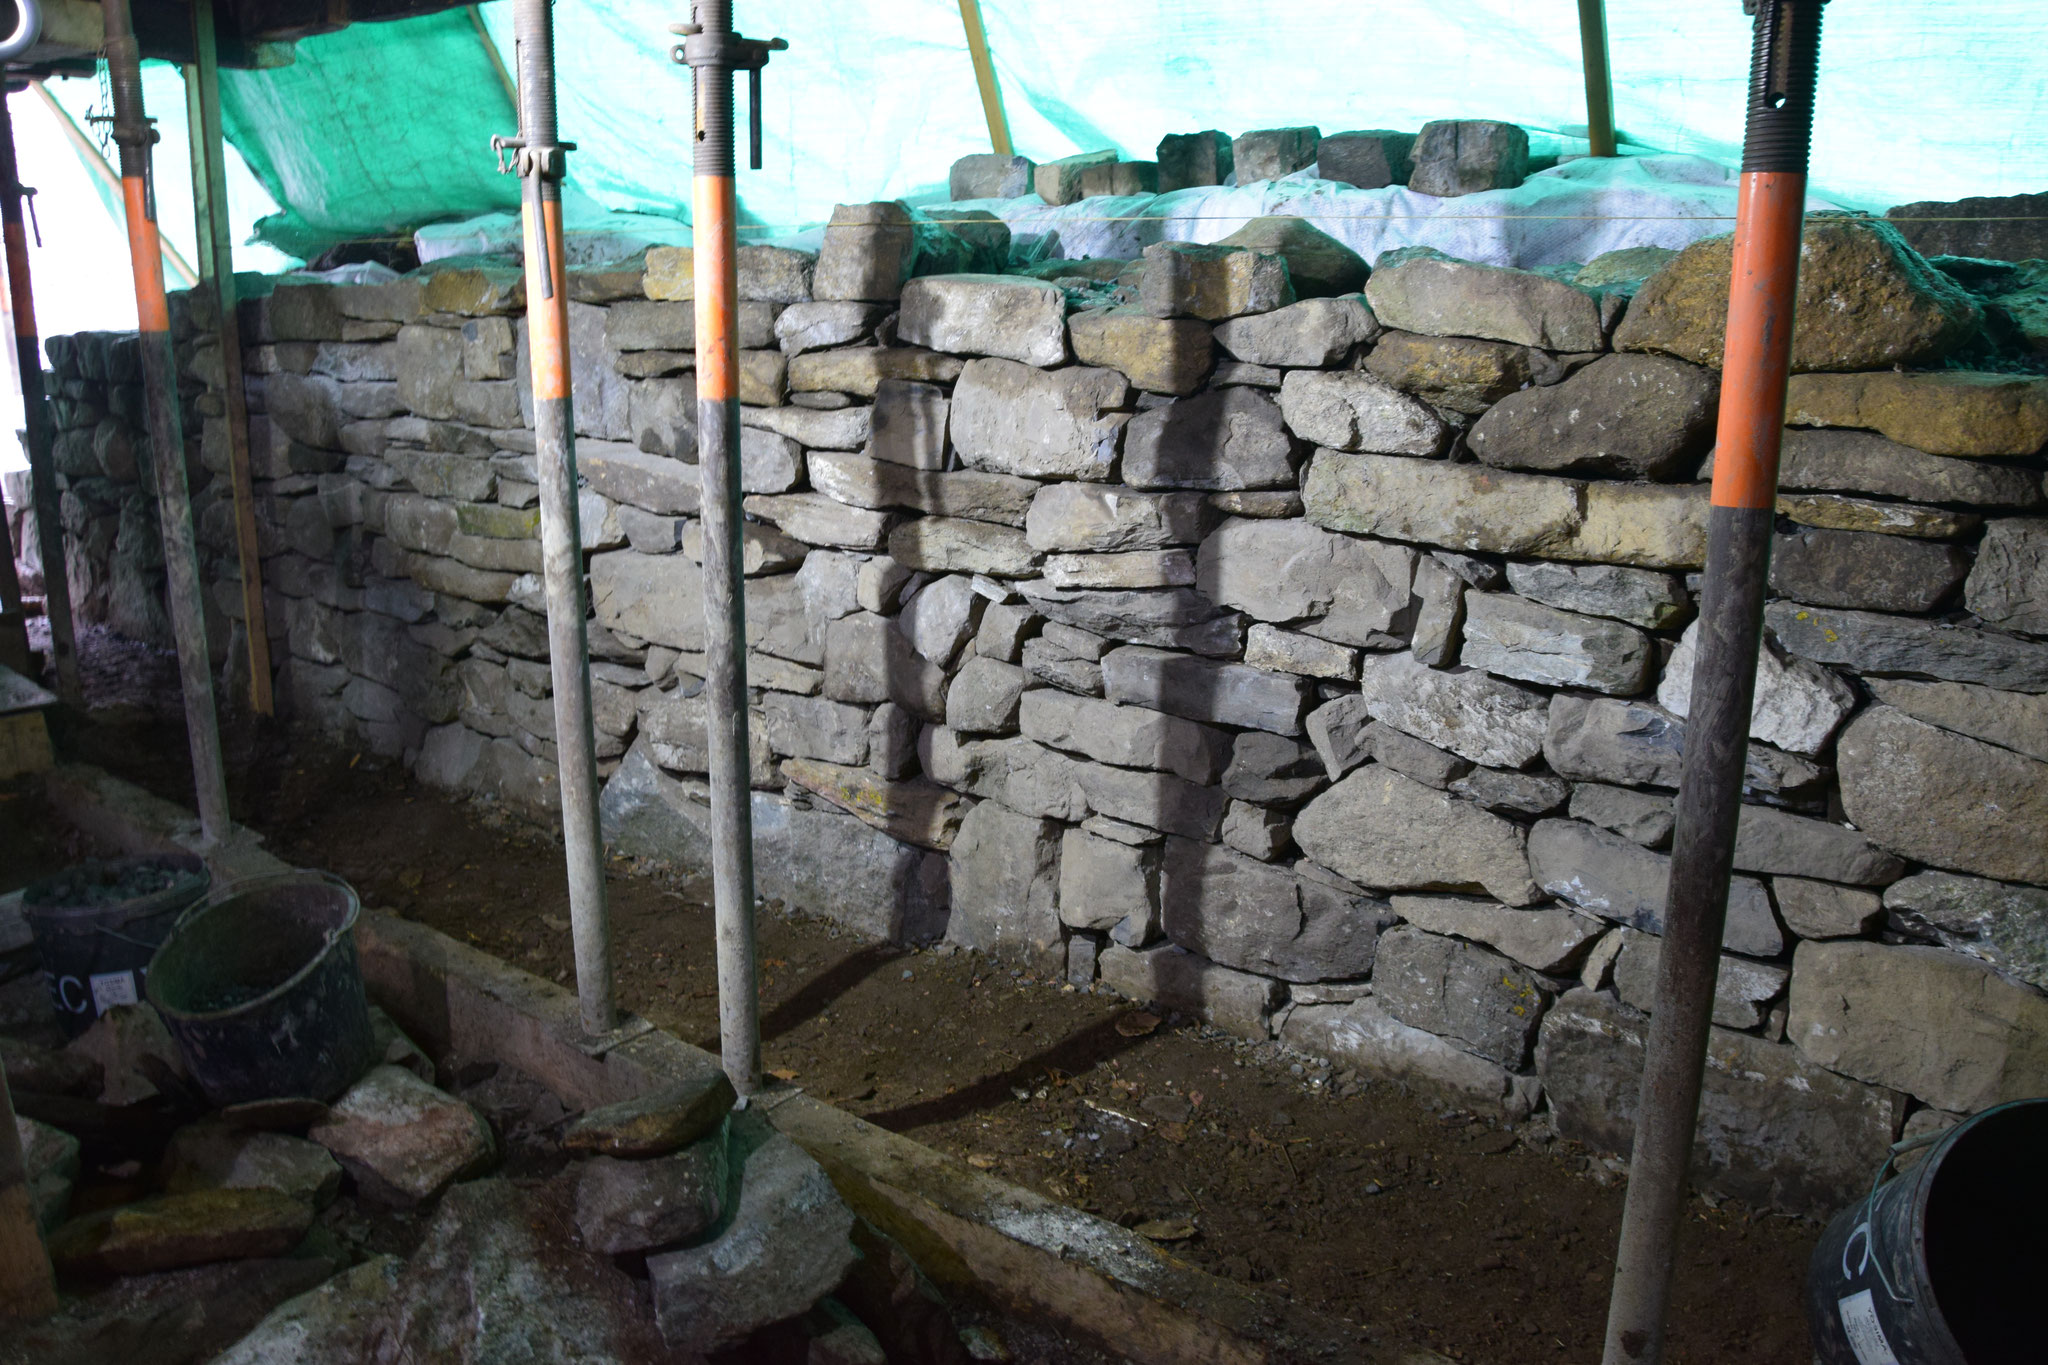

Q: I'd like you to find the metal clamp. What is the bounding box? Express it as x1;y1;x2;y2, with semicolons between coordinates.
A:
667;21;787;171
14;182;38;246
491;133;577;182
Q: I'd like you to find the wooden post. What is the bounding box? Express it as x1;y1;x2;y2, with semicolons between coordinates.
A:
957;0;1012;157
1577;0;1618;158
468;4;519;108
0;1067;58;1320
186;0;273;714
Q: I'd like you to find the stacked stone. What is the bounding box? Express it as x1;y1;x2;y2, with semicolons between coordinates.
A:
57;202;2048;1218
41;331;173;647
947;119;1527;204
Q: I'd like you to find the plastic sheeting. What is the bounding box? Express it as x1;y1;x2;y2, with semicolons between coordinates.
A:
201;0;2048;258
979;153;1844;271
218;8;519;256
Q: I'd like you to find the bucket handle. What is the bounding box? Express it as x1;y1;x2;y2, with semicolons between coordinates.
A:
1845;1127;1948;1306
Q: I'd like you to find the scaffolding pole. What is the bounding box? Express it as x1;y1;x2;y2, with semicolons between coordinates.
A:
675;0;783;1097
1;88;81;702
1577;0;1618;157
104;0;232;847
504;0;614;1037
1600;4;1827;1363
186;0;273;715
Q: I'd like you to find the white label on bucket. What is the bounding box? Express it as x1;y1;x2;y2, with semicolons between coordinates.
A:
1838;1289;1902;1365
89;970;138;1012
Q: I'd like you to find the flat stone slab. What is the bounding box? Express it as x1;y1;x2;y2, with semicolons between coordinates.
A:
48;1188;315;1276
308;1064;496;1204
561;1068;737;1158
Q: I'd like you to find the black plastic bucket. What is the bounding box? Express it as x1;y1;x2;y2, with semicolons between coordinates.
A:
144;871;376;1107
21;854;211;1037
1807;1098;2048;1364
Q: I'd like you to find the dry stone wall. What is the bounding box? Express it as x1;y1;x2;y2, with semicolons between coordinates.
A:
43;206;2048;1218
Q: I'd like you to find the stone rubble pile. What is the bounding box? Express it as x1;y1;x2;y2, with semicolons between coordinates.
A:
40;165;2048;1215
10;989;892;1360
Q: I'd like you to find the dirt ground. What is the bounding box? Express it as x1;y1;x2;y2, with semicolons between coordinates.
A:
20;635;1823;1365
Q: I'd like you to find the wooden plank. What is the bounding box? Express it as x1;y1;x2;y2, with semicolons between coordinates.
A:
468;4;519;108
956;0;1012;157
186;0;274;715
1577;0;1618;158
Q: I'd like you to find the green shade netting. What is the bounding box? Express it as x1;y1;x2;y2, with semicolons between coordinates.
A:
218;8;519;256
215;0;2048;255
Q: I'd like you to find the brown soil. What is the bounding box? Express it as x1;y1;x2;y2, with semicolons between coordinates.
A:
33;640;1821;1365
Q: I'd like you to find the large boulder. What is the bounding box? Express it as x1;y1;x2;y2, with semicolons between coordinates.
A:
1294;765;1539;905
1460;592;1654;695
1350;650;1550;768
1781;370;2048;456
1102;645;1312;735
1215;297;1379;368
1194;517;1418;647
1657;619;1857;755
1388;894;1603;974
1965;518;2048;634
949;358;1128;481
1025;483;1213;553
1364;247;1607;351
1867;676;2048;764
561;1070;736;1157
48;1188;314;1276
1765;601;2048;693
945;800;1063;960
1837;706;2048;885
1068;306;1214;396
897;274;1068;367
1099;941;1283;1038
647;1116;858;1353
1276;370;1448;455
1769;526;1973;614
1885;191;2048;265
308;1065;496;1204
1527;818;1783;957
812;202;999;302
1318;129;1416;190
1886;871;2048;991
1215;217;1369;299
1372;926;1549;1067
376;1178;672;1362
1122;386;1298;490
1137;241;1295;321
1468;354;1718;480
1765;427;2045;508
1614;215;1982;371
1787;939;2048;1113
1538;988;1903;1217
1281;997;1538;1116
574;1140;728;1255
1160;837;1395;982
1406;120;1528;197
1503;560;1689;629
1156;130;1233;191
